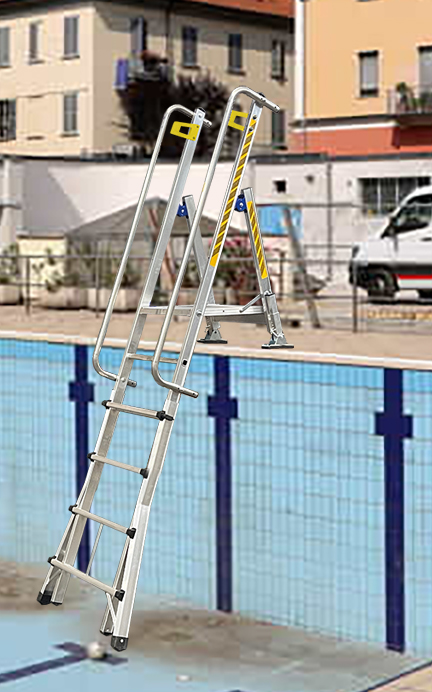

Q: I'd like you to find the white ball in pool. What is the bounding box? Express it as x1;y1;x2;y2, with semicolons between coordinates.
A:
86;641;107;660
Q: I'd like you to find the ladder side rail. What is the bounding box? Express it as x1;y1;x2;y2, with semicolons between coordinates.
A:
242;186;291;347
47;107;210;606
151;86;278;395
92;104;210;387
183;195;224;342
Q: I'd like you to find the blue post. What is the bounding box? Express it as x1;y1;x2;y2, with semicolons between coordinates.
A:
208;356;238;612
69;345;94;572
375;368;413;652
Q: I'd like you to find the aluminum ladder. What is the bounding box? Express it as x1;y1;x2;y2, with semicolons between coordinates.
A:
37;86;292;652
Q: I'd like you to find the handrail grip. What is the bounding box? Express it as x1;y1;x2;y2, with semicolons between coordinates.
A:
92;104;209;387
151;87;279;397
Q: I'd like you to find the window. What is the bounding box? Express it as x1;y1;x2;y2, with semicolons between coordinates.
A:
0;26;10;67
359;51;379;97
63;92;78;134
64;16;79;58
273;179;287;194
419;46;432;90
271;40;285;80
384;194;432;236
0;99;16;140
130;17;147;54
29;21;42;62
271;109;285;147
182;26;197;67
228;33;242;73
360;177;431;216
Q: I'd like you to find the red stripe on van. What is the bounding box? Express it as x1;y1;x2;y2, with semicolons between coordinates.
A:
397;275;432;281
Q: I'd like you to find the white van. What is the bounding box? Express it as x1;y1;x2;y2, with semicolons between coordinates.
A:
349;186;432;299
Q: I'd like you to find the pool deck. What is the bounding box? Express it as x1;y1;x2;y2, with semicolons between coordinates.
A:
0;596;428;692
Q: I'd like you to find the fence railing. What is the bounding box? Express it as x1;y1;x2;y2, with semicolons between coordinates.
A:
0;249;432;334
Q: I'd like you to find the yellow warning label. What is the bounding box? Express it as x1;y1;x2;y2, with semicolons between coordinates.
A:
247;200;268;279
210;119;257;267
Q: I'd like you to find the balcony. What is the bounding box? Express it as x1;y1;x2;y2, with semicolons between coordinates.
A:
388;83;432;126
114;52;173;91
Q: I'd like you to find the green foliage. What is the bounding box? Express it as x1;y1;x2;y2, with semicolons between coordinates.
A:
118;66;239;158
0;243;19;285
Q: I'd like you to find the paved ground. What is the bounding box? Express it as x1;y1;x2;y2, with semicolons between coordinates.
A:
1;305;432;363
371;665;432;692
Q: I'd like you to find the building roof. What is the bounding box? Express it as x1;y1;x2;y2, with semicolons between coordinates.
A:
188;0;293;17
0;0;294;18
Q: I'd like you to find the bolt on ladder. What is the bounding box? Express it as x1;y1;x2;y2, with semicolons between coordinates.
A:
37;87;292;652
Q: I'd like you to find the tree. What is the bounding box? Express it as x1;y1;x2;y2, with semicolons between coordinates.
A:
116;54;240;158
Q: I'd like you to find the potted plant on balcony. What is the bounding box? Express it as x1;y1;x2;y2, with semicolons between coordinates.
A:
0;243;20;305
395;82;415;114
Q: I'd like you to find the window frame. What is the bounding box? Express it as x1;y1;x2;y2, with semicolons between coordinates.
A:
228;33;243;74
29;20;42;64
271;39;286;81
0;99;16;141
358;50;379;98
271;109;286;148
359;177;431;217
63;15;80;59
0;26;10;68
63;91;79;136
182;25;198;68
130;16;147;55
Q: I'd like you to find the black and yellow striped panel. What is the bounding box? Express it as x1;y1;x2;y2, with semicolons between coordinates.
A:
247;200;268;279
210;118;257;268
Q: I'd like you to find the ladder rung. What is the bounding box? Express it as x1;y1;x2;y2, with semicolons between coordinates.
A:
139;304;266;323
48;557;124;600
127;353;178;364
70;505;136;538
89;452;148;477
102;400;174;421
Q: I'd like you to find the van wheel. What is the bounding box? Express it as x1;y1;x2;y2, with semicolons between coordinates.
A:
418;290;432;300
367;269;396;299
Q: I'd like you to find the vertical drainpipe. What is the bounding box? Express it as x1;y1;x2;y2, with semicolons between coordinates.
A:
294;0;307;152
326;159;334;282
165;0;175;79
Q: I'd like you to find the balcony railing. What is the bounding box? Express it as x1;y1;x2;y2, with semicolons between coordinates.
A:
388;84;432;122
114;55;172;91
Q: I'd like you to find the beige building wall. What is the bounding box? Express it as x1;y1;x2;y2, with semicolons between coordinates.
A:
305;0;432;120
0;3;95;156
0;1;292;157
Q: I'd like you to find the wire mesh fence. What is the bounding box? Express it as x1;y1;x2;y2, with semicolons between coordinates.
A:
1;337;432;656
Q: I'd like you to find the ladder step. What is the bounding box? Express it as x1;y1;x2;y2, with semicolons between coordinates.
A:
127;353;178;364
48;557;124;600
69;505;136;538
102;400;174;421
89;452;148;477
139;304;266;324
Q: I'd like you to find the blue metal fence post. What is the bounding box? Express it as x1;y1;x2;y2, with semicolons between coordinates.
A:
375;368;413;653
69;344;95;572
208;356;238;613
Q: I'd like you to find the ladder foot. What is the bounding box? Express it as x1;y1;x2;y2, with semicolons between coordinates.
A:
101;629;112;637
37;590;53;605
262;343;295;349
197;338;228;344
111;635;129;652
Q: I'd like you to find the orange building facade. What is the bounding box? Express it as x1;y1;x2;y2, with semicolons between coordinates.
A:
292;0;432;156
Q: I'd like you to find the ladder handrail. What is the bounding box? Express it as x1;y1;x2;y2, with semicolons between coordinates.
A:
92;104;211;387
151;86;279;397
